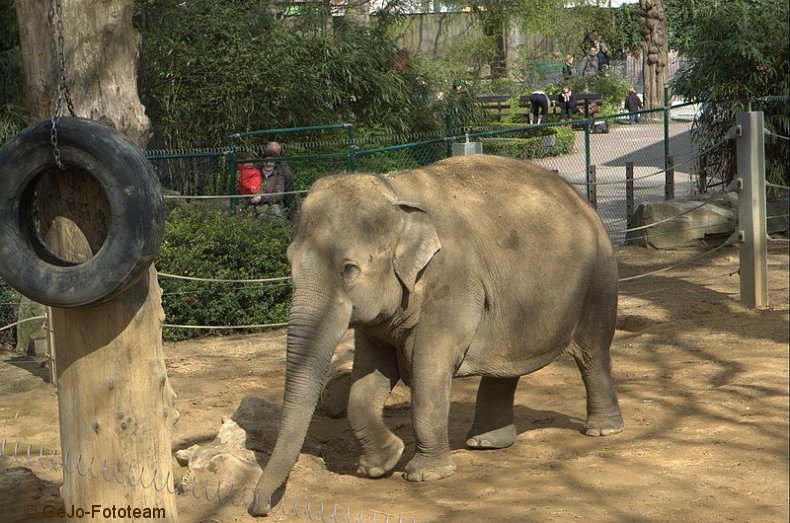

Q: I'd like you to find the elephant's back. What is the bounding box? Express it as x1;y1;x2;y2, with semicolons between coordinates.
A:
389;154;605;240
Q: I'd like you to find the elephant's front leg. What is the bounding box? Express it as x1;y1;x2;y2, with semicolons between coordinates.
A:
404;346;456;482
348;336;403;478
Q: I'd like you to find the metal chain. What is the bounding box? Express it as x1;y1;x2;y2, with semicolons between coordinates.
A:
50;0;75;169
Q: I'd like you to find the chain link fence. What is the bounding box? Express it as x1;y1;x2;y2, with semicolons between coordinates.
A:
146;100;704;247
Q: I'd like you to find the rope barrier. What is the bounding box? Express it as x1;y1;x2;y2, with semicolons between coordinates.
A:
158;273;291;284
766;181;789;190
163;322;287;330
619;232;740;282
1;439;424;522
0;315;46;333
162;189;308;200
764;130;789;141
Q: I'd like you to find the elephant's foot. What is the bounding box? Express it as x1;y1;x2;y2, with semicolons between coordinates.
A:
466;423;516;449
248;499;270;517
403;453;456;482
584;412;624;436
356;435;404;478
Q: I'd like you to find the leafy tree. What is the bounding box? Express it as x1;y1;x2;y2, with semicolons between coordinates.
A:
135;0;454;148
671;0;789;187
0;0;28;144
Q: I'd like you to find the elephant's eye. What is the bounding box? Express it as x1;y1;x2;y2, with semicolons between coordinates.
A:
341;262;360;283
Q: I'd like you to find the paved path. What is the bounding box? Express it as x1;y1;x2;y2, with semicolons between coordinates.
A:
532;119;700;244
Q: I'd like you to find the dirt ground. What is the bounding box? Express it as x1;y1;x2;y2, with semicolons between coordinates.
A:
1;241;788;522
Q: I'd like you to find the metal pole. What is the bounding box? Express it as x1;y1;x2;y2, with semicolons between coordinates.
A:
735;111;768;309
45;307;57;389
588;164;597;210
227;135;238;214
663;85;670;175
626;161;635;226
584;120;591;200
665;156;675;200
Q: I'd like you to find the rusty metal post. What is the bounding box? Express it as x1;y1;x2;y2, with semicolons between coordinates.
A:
665;155;675;200
626;161;635;226
588;164;597;209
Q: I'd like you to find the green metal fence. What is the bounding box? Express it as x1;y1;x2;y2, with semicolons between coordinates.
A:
147;98;705;246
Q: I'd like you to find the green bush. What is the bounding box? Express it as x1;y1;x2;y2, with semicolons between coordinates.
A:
479;125;575;159
156;204;293;341
0;279;19;347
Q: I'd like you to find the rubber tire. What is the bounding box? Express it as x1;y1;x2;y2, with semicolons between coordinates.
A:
0;117;164;308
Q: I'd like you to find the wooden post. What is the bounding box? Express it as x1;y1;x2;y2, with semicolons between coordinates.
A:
626;161;635;227
665;155;675;200
588;165;597;210
625;162;634;223
14;1;178;520
45;307;57;389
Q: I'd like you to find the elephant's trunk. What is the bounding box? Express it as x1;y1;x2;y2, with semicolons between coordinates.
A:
250;288;351;516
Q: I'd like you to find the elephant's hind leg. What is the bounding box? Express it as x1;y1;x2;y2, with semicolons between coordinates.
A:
466;376;519;449
570;279;623;436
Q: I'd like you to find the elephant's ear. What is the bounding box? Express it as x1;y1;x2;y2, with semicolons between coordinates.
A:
393;202;441;293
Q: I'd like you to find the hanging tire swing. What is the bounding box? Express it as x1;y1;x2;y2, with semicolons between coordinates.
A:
0;117;164;308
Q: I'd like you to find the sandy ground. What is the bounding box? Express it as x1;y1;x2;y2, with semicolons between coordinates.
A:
1;241;788;522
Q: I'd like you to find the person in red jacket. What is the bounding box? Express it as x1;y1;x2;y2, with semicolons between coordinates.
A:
236;151;262;196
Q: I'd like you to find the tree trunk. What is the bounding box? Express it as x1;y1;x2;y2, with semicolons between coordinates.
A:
13;1;177;521
638;0;669;109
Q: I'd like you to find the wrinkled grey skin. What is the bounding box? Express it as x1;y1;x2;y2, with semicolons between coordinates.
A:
249;155;623;516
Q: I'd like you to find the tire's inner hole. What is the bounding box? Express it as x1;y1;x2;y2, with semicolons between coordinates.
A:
23;167;110;266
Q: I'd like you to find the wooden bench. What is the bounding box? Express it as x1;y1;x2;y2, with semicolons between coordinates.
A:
476;95;511;121
518;93;603;118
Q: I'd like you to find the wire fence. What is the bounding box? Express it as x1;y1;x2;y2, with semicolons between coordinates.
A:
142;99;723;247
0;440;423;522
0;100;787;520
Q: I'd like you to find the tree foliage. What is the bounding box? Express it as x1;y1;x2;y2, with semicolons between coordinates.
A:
135;0;460;148
0;0;27;144
670;0;789;187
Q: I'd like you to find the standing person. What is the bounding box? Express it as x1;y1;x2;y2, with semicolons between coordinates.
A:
625;89;643;125
528;90;551;125
597;42;610;74
562;55;576;82
557;87;577;121
251;144;287;217
580;46;599;77
261;141;298;221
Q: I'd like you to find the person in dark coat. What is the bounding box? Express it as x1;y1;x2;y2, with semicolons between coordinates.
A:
625;89;643;124
557;87;577;121
597;42;610;74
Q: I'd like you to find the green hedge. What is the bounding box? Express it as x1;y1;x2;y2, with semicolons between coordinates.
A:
156;204;293;341
0;279;19;347
479;125;575;159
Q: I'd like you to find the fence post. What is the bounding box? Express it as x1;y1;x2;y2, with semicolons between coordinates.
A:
444;112;453;158
626;161;635;227
584;120;591;198
663;85;670;174
735;111;768;309
588;165;597;209
45;307;57;389
665;155;675;200
227;134;238;214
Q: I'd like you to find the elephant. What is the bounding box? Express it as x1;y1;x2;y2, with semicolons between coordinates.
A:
249;154;623;516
